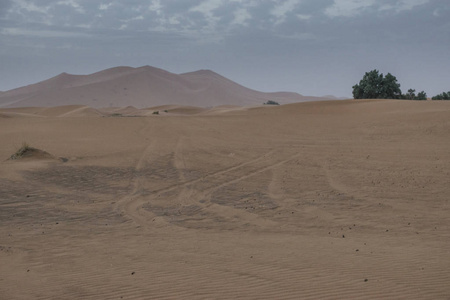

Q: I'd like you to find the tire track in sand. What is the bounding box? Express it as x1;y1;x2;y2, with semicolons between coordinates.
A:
116;141;280;228
113;118;158;227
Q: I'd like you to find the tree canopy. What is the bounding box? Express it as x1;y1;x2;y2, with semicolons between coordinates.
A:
352;70;402;99
432;91;450;100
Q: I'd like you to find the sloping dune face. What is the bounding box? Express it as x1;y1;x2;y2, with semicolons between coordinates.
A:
0;66;332;108
1;100;449;299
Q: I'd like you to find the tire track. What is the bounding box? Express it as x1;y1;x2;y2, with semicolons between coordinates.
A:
113;119;158;227
129;148;303;228
116;144;284;227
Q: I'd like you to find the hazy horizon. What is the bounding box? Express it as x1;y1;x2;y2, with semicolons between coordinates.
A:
1;0;449;98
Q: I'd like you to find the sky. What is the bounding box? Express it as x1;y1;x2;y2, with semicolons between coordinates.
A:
1;0;449;97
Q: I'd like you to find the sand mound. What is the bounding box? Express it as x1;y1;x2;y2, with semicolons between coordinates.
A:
201;105;252;115
56;106;104;117
0;107;47;117
9;144;54;161
158;106;208;115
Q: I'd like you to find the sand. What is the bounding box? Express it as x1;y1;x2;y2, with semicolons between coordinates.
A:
1;99;449;299
0;66;338;109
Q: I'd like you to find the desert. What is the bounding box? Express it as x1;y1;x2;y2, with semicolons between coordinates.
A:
1;94;450;299
2;1;449;298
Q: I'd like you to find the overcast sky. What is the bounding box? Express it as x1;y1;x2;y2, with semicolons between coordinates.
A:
1;0;449;97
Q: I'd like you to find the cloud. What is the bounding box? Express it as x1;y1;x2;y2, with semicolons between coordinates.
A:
13;0;50;14
99;3;113;11
188;0;224;34
189;0;223;20
0;0;441;46
325;0;376;17
325;0;431;17
148;0;163;15
56;0;85;14
279;32;315;40
395;0;430;11
296;14;311;20
271;0;301;25
2;27;91;38
5;0;53;25
0;0;13;16
231;7;251;26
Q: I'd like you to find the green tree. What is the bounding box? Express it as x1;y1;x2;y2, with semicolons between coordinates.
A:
432;91;450;100
406;89;416;100
353;70;401;99
416;91;427;100
381;73;402;99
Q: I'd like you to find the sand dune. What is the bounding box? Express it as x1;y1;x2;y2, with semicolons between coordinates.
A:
0;105;104;118
0;66;338;108
1;99;449;299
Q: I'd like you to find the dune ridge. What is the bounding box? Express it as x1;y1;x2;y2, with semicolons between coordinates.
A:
0;66;339;108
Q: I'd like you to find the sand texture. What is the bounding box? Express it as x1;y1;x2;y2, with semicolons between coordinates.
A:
1;99;449;299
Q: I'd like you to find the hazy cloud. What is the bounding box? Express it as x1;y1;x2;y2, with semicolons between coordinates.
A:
56;0;85;14
271;0;301;24
230;7;250;26
325;0;377;17
325;0;431;17
0;0;12;16
99;3;112;11
2;27;91;38
189;0;223;32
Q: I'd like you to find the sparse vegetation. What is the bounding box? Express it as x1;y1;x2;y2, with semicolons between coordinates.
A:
8;142;54;160
153;111;160;115
402;89;427;100
432;91;450;100
111;113;123;117
264;100;280;105
10;143;34;160
415;90;427;100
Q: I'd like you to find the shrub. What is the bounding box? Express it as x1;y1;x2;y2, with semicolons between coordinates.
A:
10;143;33;160
264;100;280;105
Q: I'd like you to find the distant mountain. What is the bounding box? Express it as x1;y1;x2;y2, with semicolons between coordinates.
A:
0;66;339;108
